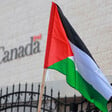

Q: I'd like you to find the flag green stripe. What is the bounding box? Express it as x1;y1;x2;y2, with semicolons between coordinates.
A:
48;57;108;112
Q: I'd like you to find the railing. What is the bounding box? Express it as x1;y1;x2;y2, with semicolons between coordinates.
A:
0;83;112;112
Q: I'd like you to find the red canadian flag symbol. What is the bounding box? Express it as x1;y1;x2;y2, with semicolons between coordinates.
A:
33;34;42;42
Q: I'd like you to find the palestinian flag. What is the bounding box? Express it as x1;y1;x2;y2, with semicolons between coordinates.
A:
44;2;112;112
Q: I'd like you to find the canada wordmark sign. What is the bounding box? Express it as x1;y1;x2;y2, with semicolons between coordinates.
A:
0;36;41;64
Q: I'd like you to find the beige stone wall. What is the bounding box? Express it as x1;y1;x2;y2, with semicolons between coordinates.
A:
0;0;112;87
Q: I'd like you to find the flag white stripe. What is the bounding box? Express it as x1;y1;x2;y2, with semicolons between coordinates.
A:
70;42;112;100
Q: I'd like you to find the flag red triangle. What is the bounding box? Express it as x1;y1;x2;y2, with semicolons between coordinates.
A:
44;2;73;68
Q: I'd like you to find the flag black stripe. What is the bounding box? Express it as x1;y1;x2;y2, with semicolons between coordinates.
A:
57;5;96;63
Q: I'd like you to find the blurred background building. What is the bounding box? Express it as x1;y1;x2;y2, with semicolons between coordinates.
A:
0;1;112;111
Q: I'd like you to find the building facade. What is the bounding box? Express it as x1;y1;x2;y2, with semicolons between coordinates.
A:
0;0;112;97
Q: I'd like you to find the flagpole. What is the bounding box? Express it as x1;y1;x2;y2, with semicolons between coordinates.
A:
37;69;46;112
